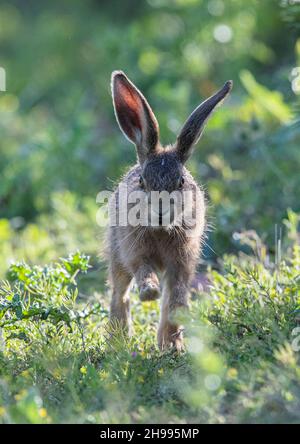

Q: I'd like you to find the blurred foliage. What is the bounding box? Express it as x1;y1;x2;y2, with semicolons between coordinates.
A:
0;0;299;268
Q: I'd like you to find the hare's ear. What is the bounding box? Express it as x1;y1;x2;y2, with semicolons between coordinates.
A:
176;80;233;163
111;71;159;164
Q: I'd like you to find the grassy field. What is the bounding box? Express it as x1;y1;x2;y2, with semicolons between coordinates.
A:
0;0;300;424
1;211;300;424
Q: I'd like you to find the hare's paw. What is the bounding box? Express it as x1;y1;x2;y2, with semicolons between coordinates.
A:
139;282;160;301
158;323;185;353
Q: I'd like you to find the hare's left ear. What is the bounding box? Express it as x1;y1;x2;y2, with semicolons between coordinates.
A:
111;71;159;164
176;80;233;163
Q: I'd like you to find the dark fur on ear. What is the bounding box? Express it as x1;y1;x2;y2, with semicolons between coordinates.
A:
111;71;159;164
176;80;233;163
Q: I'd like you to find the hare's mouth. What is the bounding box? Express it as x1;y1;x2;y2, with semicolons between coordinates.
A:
151;207;170;217
149;205;177;228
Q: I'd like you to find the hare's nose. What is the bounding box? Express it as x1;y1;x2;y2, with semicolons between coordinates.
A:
151;201;169;217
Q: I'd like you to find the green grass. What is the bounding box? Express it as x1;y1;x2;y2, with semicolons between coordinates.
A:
1;212;300;424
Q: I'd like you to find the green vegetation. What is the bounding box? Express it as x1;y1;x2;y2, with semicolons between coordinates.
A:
0;0;300;423
1;216;300;423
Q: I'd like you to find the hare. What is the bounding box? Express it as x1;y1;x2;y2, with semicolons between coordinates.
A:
107;71;232;351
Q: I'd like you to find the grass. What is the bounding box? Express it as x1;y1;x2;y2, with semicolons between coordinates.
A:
0;212;300;424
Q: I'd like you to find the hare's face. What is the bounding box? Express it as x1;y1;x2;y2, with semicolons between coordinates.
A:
140;151;185;227
141;151;183;193
111;71;232;227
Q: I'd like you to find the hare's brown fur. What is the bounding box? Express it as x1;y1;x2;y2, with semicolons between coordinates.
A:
107;71;232;351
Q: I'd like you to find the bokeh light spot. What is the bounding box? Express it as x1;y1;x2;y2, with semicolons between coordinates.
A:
204;374;221;391
213;24;233;43
208;0;224;16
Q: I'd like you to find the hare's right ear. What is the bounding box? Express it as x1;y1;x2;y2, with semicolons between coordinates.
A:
111;71;159;164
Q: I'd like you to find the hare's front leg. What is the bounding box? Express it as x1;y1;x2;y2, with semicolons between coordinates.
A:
134;264;160;302
109;262;132;335
158;266;192;352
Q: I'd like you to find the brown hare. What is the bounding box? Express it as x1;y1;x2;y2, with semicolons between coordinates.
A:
107;71;232;351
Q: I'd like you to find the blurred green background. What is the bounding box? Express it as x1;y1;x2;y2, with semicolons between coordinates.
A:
0;0;299;276
1;0;300;425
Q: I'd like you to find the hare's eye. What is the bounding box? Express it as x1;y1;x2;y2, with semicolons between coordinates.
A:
179;176;185;189
139;175;145;189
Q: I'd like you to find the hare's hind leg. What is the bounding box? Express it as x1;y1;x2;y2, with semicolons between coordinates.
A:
109;262;132;335
158;290;185;352
134;264;160;302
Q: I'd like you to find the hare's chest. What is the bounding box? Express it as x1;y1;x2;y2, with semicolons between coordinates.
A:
141;228;187;267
